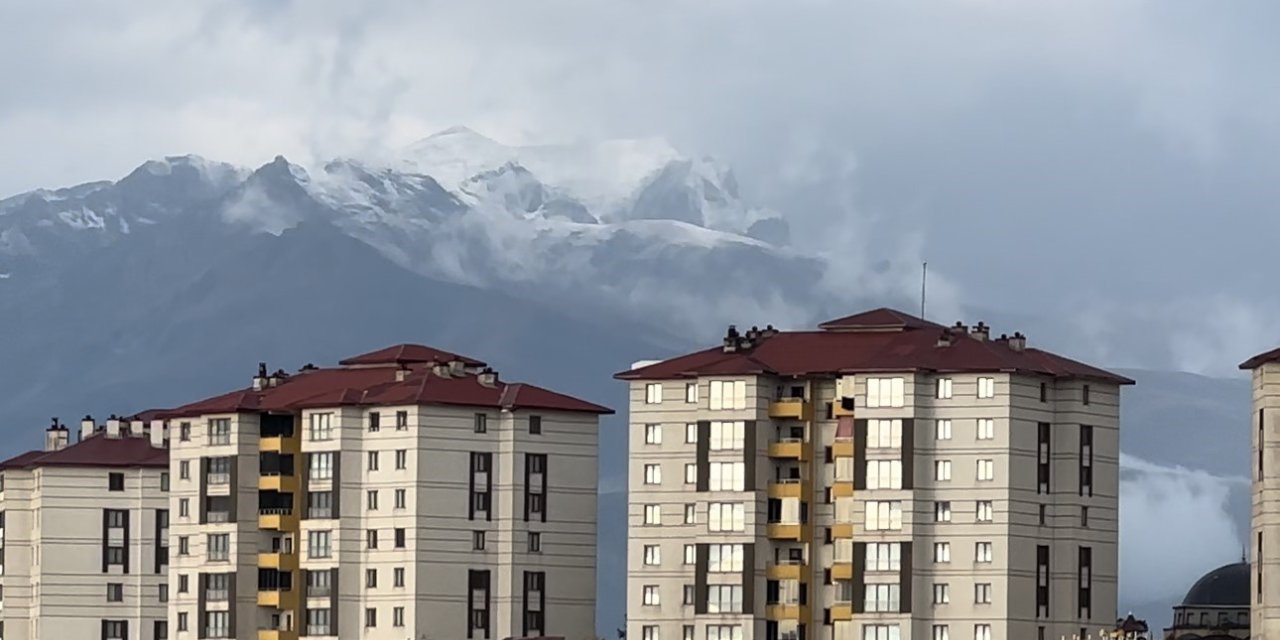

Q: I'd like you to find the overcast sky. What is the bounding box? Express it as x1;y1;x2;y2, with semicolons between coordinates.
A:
5;0;1280;375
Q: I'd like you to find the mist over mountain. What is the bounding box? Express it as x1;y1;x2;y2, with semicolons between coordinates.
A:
0;128;1254;632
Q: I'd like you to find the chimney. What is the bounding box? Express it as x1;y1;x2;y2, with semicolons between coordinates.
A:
1008;331;1027;352
432;363;451;378
106;415;122;438
478;367;498;388
761;324;779;338
253;362;269;390
44;418;69;452
80;415;95;442
396;366;411;382
970;321;990;341
936;330;954;348
267;369;288;388
722;325;741;353
951;320;968;335
149;419;167;448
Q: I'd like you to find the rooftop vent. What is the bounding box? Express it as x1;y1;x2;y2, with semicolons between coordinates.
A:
1008;331;1027;352
478;367;498;388
723;323;774;353
970;321;990;341
936;330;954;348
253;362;269;391
44;418;70;452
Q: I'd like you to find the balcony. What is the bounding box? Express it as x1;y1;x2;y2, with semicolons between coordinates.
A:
258;630;299;640
831;562;854;581
767;523;805;541
258;508;298;531
258;551;299;571
768;479;808;500
769;398;813;421
832;439;854;458
767;561;805;581
830;603;853;621
831;482;855;499
257;586;297;609
768;439;808;460
831;523;854;539
765;604;808;621
833;398;855;418
259;473;298;492
260;435;300;454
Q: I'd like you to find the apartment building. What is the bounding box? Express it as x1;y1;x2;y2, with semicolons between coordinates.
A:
617;308;1131;640
1240;347;1280;639
156;343;609;640
0;418;170;640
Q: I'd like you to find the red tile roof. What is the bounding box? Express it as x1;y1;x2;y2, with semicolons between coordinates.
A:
616;307;1134;385
1240;346;1280;370
154;344;611;418
0;434;168;470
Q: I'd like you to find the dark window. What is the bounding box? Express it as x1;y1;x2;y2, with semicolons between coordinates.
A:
522;571;546;636
103;620;127;639
1082;384;1090;405
394;528;406;549
1036;545;1050;618
179;422;191;441
108;473;124;491
107;583;123;602
368;412;381;432
365;608;377;628
525;453;547;522
824;446;833;463
1078;546;1093;618
473;531;486;550
155;620;168;640
474;414;488;433
1261;408;1266;479
1261;531;1265;602
468;570;491;639
1038;504;1047;526
470;452;493;521
1081;506;1089;528
106;509;127;528
529;415;542;435
366;529;378;549
1037;422;1051;494
1040;382;1048;402
178;575;189;593
528;532;541;553
1079;425;1094;497
395;411;408;430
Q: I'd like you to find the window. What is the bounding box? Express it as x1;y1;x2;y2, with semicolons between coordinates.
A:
160;472;169;492
365;608;377;628
936;378;953;399
179;498;189;517
708;380;747;410
207;534;229;561
367;490;379;511
709;503;745;532
205;611;230;638
977;418;995;440
977;501;994;522
1038;421;1052;494
156;620;168;639
709;462;745;491
867;419;902;448
862;626;900;640
710;421;746;450
976;542;993;563
1079;546;1093;618
474;413;487;433
977;459;994;481
394;528;406;548
644;505;661;525
395;410;408;430
684;544;696;565
394;567;405;587
642;626;659;640
395;450;407;470
309;453;333;480
366;529;379;549
644;464;663;485
866;543;900;571
528;531;541;553
684;504;696;524
686;383;699;403
932;626;949;640
645;383;663;404
529;415;542;435
643;585;661;606
864;583;900;612
708;544;744;572
393;606;405;627
306;608;331;636
1037;544;1050;618
178;613;188;632
473;531;486;551
1080;425;1094;497
1082;506;1089;527
865;501;903;530
1039;504;1047;526
107;582;123;602
1040;382;1048;402
977;377;995;398
367;451;379;471
179;460;190;479
644;424;662;445
308;413;333;441
179;422;191;441
933;542;950;563
159;583;169;602
934;501;952;522
108;472;124;491
685;463;697;484
935;419;952;440
644;545;662;565
685;423;697;444
308;530;332;558
103;620;127;639
307;491;333;519
366;568;378;588
208;418;231;445
866;377;905;408
683;585;695;605
1083;384;1091;405
934;460;951;481
975;625;992;640
706;626;741;640
178;575;189;593
368;412;381;432
707;585;743;613
975;583;992;604
932;583;949;604
178;536;189;556
866;460;902;489
395;489;407;509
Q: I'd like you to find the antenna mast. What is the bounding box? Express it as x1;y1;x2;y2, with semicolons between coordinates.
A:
920;261;928;319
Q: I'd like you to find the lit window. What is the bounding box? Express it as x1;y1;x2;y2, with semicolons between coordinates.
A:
708;503;745;532
864;501;902;531
865;377;905;408
977;418;995;440
643;545;662;566
974;583;992;604
708;380;747;411
643;585;661;606
643;505;661;525
643;464;662;485
865;542;900;571
645;384;663;404
933;542;950;563
867;419;902;448
709;462;744;492
932;583;949;604
866;460;902;490
976;542;993;563
935;419;952;440
685;423;697;444
709;421;745;450
977;501;994;523
936;378;953;399
934;501;952;523
685;383;699;403
977;377;996;399
976;459;994;482
644;424;662;445
934;460;952;482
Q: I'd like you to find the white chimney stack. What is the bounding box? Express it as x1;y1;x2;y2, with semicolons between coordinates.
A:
149;419;167;448
44;418;69;452
106;417;122;438
80;415;95;441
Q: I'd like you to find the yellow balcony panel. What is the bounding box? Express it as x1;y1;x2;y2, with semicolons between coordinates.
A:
767;439;808;460
833;402;855;418
258;510;299;531
258;630;299;640
259;474;298;492
769;398;813;421
259;435;300;454
831;562;854;581
766;523;804;541
831;523;854;539
257;552;298;571
832;439;854;458
768;480;809;499
767;563;805;581
765;604;808;621
831;482;855;499
831;604;853;621
256;588;298;609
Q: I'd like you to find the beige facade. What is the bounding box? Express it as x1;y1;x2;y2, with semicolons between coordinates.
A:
1244;357;1280;638
620;312;1127;640
0;420;171;640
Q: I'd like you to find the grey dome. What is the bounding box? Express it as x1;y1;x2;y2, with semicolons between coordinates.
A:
1181;562;1249;606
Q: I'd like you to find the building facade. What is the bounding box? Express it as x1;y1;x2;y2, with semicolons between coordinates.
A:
1240;348;1280;639
618;308;1131;640
157;344;609;640
0;418;170;640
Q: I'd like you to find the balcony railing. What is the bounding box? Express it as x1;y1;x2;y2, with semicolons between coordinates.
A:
206;473;230;486
206;511;231;523
259;507;293;516
205;588;229;602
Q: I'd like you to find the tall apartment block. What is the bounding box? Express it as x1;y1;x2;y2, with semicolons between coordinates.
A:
1241;346;1280;639
151;343;610;640
0;418;171;640
617;308;1132;640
